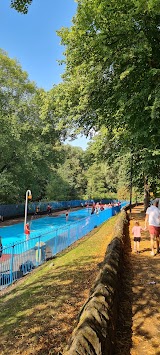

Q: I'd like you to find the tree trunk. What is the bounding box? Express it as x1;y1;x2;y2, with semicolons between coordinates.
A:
144;176;150;212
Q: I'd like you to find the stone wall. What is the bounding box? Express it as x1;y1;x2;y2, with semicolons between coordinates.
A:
63;209;130;355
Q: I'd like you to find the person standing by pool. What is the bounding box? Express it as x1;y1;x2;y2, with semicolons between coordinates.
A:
25;223;30;240
91;206;95;215
0;237;3;258
0;214;4;222
35;205;40;215
47;204;52;215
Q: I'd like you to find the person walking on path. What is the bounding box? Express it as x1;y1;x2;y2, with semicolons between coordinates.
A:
145;198;160;256
132;220;144;254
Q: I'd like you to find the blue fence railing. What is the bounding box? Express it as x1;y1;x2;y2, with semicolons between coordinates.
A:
0;202;127;289
0;198;120;219
0;200;87;218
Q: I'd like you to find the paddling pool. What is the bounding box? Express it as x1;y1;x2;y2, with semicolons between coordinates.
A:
0;208;91;247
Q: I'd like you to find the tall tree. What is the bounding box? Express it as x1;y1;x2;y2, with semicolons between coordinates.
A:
57;0;160;142
56;0;160;199
0;50;63;203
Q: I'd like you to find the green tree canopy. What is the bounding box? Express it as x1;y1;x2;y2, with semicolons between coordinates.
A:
55;0;160;198
0;50;63;203
10;0;32;13
45;145;87;201
57;0;160;146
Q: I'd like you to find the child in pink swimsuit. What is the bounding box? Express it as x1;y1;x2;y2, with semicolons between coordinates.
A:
132;220;144;253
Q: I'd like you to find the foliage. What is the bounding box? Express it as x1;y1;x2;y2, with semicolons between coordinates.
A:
0;50;63;203
57;0;160;139
10;0;32;13
84;162;116;199
45;145;87;201
56;0;160;194
0;49;119;204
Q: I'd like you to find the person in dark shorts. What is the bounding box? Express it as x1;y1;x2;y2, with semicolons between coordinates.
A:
47;204;52;215
132;220;144;254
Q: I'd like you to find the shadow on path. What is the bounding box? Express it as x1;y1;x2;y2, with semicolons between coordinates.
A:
114;212;133;355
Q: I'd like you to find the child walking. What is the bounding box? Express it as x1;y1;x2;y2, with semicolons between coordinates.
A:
132;220;144;254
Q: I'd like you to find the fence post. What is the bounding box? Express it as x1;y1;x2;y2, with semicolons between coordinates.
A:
35;235;41;266
54;229;58;256
76;223;79;241
67;225;70;247
10;244;14;285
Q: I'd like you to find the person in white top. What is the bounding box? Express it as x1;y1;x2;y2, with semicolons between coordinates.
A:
145;199;160;256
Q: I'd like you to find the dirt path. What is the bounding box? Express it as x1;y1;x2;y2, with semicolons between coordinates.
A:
115;205;160;355
130;206;160;355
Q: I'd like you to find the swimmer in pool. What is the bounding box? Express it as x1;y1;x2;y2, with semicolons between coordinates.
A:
65;210;69;221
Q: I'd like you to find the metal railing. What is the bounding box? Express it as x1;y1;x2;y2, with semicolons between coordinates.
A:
0;203;127;290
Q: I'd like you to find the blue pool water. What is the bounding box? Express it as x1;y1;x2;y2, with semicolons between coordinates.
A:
0;208;91;247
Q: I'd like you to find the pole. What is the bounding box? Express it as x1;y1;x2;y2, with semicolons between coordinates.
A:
10;244;14;285
129;151;133;213
24;189;32;231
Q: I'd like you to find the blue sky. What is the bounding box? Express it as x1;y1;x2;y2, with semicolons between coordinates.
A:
0;0;77;90
0;0;90;149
